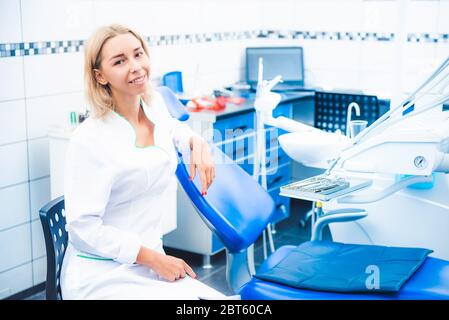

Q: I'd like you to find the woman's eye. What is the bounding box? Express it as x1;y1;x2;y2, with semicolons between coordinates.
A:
114;59;125;66
136;52;144;58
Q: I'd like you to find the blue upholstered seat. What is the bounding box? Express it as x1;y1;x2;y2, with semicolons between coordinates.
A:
240;245;449;300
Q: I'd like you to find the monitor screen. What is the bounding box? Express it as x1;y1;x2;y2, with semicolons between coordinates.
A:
246;47;304;86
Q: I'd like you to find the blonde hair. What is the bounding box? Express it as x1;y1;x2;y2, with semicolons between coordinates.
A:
84;24;153;117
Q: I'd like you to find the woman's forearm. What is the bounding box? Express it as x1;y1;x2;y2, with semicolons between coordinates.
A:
136;246;157;266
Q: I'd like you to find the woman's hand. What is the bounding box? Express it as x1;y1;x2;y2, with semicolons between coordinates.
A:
136;247;197;282
189;136;215;195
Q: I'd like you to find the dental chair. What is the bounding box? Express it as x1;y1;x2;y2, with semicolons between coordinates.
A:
175;147;449;299
161;86;449;300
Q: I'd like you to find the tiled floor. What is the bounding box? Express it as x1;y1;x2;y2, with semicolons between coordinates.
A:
26;199;322;300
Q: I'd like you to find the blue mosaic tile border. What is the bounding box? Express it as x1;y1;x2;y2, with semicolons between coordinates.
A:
0;40;84;57
259;30;396;41
1;30;447;58
407;33;449;43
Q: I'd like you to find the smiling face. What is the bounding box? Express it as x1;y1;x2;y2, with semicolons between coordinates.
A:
94;33;150;100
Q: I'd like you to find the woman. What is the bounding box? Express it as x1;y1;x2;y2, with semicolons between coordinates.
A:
60;24;224;299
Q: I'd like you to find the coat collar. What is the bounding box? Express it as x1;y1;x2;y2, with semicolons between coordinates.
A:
103;97;158;146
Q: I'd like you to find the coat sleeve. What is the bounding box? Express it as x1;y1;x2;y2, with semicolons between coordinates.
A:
64;134;142;264
170;118;200;155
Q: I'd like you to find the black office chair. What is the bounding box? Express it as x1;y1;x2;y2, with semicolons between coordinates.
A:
39;196;67;300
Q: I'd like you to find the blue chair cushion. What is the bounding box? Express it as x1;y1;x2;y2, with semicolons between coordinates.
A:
176;147;276;253
254;241;432;293
241;243;449;300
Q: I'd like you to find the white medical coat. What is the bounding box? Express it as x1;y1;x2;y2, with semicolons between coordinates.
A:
60;91;224;299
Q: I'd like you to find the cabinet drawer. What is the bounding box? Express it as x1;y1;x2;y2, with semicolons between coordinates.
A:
266;146;290;170
265;127;279;149
240;149;291;177
213;112;255;143
218;133;255;160
266;163;291;186
236;158;254;175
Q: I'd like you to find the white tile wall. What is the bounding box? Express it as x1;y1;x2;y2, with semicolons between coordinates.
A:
362;0;399;33
26;92;86;139
23;52;84;98
360;41;397;72
402;70;432;94
0;99;27;145
303;40;361;72
202;0;262;31
31;219;46;259
0;57;25;101
435;43;449;65
32;256;46;285
0;0;22;43
0;224;31;273
359;70;396;97
0;263;33;299
405;0;439;34
437;0;449;33
30;177;51;221
0;183;30;231
292;0;362;32
402;42;437;74
28;138;50;180
234;0;263;31
0;142;28;188
93;0;204;35
21;0;95;42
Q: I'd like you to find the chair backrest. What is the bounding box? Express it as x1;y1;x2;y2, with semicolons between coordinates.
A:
162;71;184;94
156;85;276;253
176;149;276;253
156;86;189;121
39;196;66;300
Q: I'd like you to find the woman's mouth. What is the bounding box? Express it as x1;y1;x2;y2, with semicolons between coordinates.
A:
129;74;147;85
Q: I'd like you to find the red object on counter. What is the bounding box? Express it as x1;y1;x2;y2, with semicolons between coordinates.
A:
189;96;245;112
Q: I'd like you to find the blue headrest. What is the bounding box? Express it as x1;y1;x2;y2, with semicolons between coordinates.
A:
176;149;276;253
155;86;189;121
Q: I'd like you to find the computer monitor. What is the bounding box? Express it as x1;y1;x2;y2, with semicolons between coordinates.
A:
246;47;305;87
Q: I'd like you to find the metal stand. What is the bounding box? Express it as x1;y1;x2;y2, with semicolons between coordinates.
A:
202;255;213;269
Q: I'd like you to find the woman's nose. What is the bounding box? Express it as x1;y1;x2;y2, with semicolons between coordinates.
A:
129;59;142;73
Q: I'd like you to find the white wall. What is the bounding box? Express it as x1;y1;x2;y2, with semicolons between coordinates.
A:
259;0;448;105
0;0;447;298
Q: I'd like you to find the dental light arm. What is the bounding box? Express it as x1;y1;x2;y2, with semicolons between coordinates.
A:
325;55;449;176
349;55;449;148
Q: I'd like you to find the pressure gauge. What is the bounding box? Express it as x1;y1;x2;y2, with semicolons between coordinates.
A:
414;156;427;169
